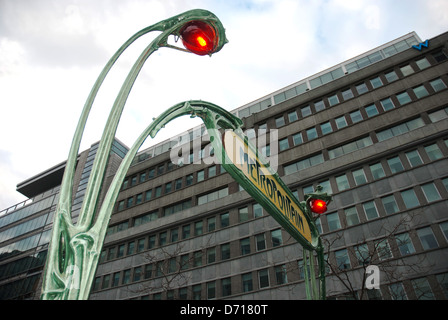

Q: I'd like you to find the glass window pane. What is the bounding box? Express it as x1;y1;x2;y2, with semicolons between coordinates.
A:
396;233;415;256
345;207;360;226
363;201;379;220
388;157;404;174
382;195;399;214
401;189;420;209
425;144;443;161
327;212;341;231
406;150;423;167
421;183;441;202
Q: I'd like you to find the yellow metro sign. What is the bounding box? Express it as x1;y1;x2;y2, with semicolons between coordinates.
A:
222;130;315;249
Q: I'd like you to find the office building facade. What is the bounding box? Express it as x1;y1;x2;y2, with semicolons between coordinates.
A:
1;31;448;300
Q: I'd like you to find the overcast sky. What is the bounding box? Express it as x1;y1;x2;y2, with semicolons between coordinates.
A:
1;0;447;210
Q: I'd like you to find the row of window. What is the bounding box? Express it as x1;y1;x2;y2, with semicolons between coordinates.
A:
117;164;226;212
318;178;448;235
267;56;440;132
328;222;448;273
283;110;447;177
103;203;266;262
108;135;448;239
94;218;448;300
273;76;446;161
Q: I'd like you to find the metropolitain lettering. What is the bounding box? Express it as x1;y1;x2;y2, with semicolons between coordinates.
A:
238;146;305;232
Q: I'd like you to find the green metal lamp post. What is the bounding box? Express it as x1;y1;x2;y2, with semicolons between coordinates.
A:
40;9;228;300
41;9;331;301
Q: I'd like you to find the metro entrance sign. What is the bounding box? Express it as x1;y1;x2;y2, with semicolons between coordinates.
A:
222;130;315;249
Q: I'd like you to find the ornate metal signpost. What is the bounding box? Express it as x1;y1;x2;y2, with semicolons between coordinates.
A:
41;9;331;300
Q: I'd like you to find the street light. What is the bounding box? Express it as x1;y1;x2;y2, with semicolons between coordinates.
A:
41;9;227;300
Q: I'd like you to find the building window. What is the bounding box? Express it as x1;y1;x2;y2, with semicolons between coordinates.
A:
301;105;312;117
430;78;447;92
207;216;216;232
425;143;443;161
256;233;266;251
354;244;370;266
335;249;351;270
221;243;231;260
306;127;318;141
206;281;216;300
242;273;253;292
240;238;251;255
154;186;162;198
314;100;325;112
363;201;379;220
275;116;285;128
405;150;423;167
220;212;229;228
222;278;232;297
271;229;283;247
385;70;399;83
279;138;289;151
401;189;420;209
275;265;288;285
370;77;383;89
400;64;414;76
380;97;395;111
193;251;202;267
413;85;429;99
352;168;367;185
182;225;191;239
327;212;341;231
412;278;434;300
421;183;441;202
382;195;399;214
344;206;360;226
376;239;393;260
288;111;298;122
194;221;203;236
148;235;156;249
258;269;270;288
321;122;333;135
292;132;303;146
253;203;263;218
395;233;416;256
284;153;324;175
417;227;438;250
415;57;431;70
429;107;448;122
336;174;350;191
350;110;363;123
356;83;368;95
342;88;354;100
145;190;152;201
170;228;179;242
112;272;120;287
370;162;386;180
335;115;348;129
328;136;373;159
198;188;229;205
365;104;379;118
396;91;412;105
387;156;404;174
328;94;339;106
197;170;205;182
207;247;216;264
122;269;131;285
137;238;146;252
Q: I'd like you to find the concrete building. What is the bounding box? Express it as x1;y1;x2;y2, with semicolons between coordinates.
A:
1;30;447;300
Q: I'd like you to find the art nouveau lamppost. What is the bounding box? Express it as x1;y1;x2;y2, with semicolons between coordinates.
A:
41;9;331;301
41;9;227;300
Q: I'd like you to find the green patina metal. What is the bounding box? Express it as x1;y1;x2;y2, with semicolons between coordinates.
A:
41;9;331;301
40;9;227;300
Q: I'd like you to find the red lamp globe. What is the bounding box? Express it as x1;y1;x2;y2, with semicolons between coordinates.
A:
180;20;218;56
310;199;327;214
